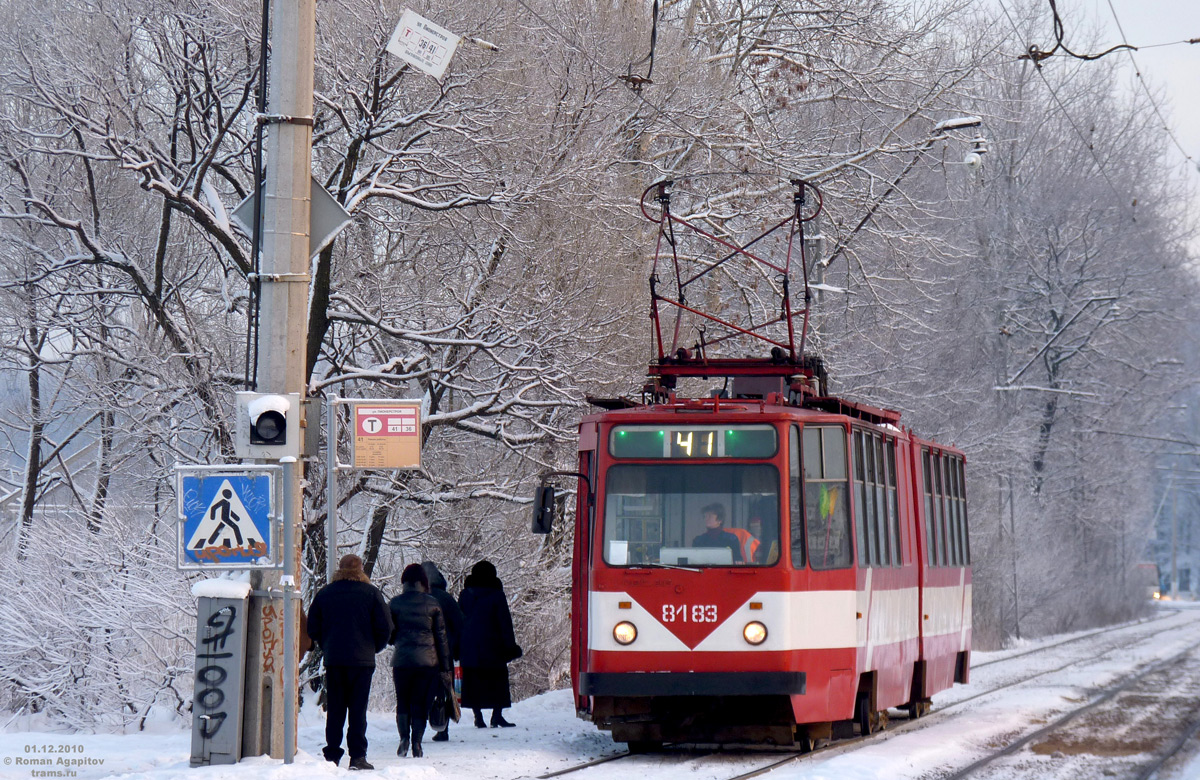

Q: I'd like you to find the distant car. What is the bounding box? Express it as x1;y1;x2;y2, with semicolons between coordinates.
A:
1135;562;1161;600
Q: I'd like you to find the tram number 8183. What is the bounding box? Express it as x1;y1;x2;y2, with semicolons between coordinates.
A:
662;604;718;623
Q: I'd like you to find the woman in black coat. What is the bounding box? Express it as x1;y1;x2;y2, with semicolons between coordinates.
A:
389;563;451;757
458;560;520;728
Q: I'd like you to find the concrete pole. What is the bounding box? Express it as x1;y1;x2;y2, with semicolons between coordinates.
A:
242;0;315;759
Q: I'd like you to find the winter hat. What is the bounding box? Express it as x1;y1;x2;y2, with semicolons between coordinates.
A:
338;554;365;572
401;562;429;590
332;553;370;583
471;560;497;580
467;559;501;589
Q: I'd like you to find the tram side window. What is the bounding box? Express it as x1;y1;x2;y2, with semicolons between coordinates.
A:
949;456;969;566
936;455;950;566
790;425;805;570
956;457;971;564
886;440;900;565
922;449;969;568
853;431;868;567
864;434;880;565
804;425;852;570
948;457;962;566
935;452;950;566
922;450;939;567
944;456;959;566
874;436;889;566
853;431;898;568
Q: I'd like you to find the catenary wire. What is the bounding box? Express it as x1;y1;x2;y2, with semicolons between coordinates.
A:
1018;0;1136;62
1103;0;1196;169
509;0;747;173
995;0;1128;203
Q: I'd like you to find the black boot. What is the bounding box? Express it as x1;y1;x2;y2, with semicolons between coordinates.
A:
432;723;449;742
473;709;486;728
411;720;426;758
396;713;410;757
491;709;515;728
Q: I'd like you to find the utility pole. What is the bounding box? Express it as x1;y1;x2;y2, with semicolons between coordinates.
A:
242;0;316;759
1171;478;1179;600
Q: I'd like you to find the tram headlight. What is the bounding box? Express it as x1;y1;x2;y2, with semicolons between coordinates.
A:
743;621;768;645
613;621;638;645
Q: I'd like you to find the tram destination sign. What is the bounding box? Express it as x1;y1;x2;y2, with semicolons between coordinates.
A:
611;424;778;459
351;401;422;469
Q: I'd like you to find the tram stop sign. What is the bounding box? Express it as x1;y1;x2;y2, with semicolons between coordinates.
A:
176;465;282;570
350;401;422;469
386;9;461;80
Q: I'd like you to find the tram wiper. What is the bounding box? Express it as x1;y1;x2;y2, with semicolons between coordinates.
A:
636;563;701;572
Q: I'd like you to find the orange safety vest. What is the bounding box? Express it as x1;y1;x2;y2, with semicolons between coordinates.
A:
728;527;759;563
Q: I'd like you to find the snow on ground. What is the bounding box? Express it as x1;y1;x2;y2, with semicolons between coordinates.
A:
0;687;615;780
4;603;1200;780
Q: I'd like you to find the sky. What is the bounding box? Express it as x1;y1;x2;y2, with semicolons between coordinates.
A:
3;604;1200;780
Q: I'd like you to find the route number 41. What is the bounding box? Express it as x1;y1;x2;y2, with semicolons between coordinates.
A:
662;604;718;623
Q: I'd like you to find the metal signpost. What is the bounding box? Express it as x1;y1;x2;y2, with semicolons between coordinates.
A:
325;397;423;582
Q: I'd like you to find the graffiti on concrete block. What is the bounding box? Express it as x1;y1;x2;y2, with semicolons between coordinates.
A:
195;606;237;739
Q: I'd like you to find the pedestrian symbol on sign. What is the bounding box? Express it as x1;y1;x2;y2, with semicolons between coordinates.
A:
203;487;256;547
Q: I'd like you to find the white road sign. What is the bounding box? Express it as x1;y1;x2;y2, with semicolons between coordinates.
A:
387;9;461;80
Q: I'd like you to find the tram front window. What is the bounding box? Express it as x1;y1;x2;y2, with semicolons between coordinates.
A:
602;464;780;566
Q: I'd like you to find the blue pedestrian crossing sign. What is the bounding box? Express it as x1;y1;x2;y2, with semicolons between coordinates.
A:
176;465;281;569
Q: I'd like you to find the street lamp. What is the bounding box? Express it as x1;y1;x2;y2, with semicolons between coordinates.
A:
822;115;987;273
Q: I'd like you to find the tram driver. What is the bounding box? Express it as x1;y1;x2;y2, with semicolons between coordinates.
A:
690;503;744;563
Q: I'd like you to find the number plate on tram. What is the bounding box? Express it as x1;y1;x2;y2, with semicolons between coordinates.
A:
661;604;719;623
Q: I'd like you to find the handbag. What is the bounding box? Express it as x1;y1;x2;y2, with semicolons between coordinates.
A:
429;686;449;732
441;668;461;723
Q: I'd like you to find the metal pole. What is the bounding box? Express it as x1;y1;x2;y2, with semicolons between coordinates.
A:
1171;477;1179;599
997;474;1007;636
282;459;297;764
326;395;338;584
242;0;316;758
1008;474;1020;641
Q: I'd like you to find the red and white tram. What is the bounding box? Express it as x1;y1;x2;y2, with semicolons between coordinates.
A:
532;180;971;748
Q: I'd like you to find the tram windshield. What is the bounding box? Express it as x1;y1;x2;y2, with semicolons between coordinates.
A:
602;464;781;567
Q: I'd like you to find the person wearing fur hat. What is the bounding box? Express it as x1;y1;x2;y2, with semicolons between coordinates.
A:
307;554;393;770
389;563;452;757
459;560;521;728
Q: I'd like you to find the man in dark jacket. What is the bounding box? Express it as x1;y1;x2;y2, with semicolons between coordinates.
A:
307;554;393;770
459;560;520;728
421;561;465;742
390;564;452;757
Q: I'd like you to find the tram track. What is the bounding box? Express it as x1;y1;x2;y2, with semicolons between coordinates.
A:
927;608;1199;717
531;608;1199;780
933;639;1200;779
969;608;1175;671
